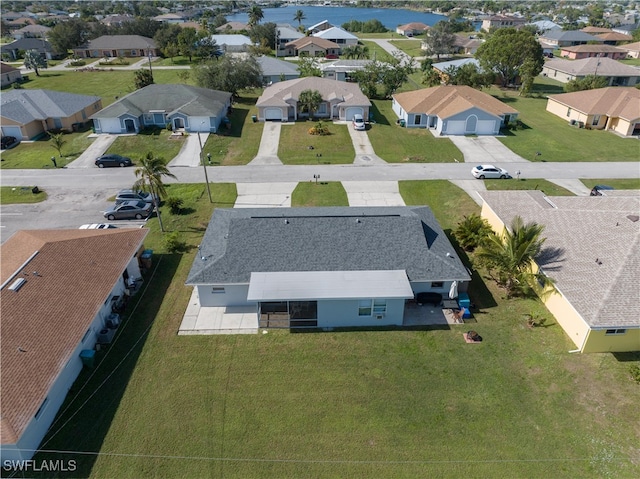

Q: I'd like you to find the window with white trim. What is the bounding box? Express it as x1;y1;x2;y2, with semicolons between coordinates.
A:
212;287;225;294
358;299;372;316
592;115;601;126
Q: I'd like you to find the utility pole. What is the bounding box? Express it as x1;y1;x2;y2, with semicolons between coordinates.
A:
197;124;213;203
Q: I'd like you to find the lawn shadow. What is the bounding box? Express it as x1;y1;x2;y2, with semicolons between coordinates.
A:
32;253;182;478
226;107;248;138
370;102;390;126
612;351;640;362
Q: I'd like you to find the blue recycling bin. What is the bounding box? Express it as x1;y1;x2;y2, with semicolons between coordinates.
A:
458;293;472;318
80;349;95;368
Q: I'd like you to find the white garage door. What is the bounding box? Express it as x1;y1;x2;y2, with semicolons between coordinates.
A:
476;120;497;135
345;107;363;121
264;108;283;121
445;121;465;135
1;126;22;139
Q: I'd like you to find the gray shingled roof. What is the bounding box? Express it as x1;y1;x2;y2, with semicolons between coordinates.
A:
255;55;300;77
186;207;470;285
91;84;231;119
478;191;640;329
544;57;640;77
540;30;601;42
0;38;55;54
1;89;100;124
82;35;156;50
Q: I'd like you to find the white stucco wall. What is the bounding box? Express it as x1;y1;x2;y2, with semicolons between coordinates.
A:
317;298;405;328
197;284;250;307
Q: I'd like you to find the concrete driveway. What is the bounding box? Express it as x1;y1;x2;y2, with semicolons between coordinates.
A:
65;134;117;168
342;181;405;206
248;122;282;165
344;122;387;165
168;133;205;167
448;136;528;163
233;182;297;208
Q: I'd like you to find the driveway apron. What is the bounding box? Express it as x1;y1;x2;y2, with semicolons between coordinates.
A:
233;182;297;208
449;136;528;163
248;122;283;165
342;181;405;206
168;133;205;167
545;179;592;196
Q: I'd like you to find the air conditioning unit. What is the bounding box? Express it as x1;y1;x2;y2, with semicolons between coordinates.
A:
97;328;116;344
375;314;385;320
106;313;120;329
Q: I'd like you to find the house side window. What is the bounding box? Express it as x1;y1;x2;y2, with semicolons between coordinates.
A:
605;329;626;335
358;300;372;317
82;328;92;343
373;299;387;314
212;287;225;294
566;108;571;117
592;115;600;126
431;282;444;288
317;103;327;114
414;115;421;125
35;398;49;419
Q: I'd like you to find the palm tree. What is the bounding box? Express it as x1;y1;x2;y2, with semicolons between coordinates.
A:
293;9;306;26
133;152;177;233
48;132;66;158
247;5;264;27
454;214;493;251
477;216;553;298
298;89;323;120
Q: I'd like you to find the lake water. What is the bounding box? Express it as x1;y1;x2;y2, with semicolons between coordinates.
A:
225;5;448;30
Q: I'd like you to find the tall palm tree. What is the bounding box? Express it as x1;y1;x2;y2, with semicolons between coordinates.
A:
247;5;264;27
293;9;306;26
298;89;323;120
133;152;177;233
477;216;552;298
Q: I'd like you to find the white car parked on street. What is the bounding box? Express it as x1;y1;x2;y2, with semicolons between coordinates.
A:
471;164;510;179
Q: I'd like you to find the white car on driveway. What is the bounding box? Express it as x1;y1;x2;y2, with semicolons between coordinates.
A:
471;164;510;179
352;114;366;131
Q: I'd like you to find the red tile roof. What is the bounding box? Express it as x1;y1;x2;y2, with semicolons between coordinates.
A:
0;229;148;445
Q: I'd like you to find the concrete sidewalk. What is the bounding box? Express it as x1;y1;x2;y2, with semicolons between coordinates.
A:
343;181;406;206
248;122;283;165
167;133;205;167
65;134;118;168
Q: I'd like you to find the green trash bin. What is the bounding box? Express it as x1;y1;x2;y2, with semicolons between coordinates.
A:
251;115;257;123
399;119;406;127
80;349;96;368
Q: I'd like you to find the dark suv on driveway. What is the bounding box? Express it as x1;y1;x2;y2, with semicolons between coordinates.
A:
95;154;132;168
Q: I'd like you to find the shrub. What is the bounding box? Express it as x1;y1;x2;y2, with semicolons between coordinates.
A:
630;364;640;384
164;231;187;253
166;197;183;215
308;121;330;136
69;60;86;67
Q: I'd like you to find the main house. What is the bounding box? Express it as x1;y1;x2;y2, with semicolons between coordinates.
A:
91;84;232;134
71;35;160;58
0;228;148;462
185;207;470;330
0;89;102;140
392;85;518;135
479;191;640;353
545;87;640;137
256;76;371;122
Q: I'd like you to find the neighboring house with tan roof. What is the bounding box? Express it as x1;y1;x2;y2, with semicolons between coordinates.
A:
559;44;627;60
541;57;640;86
153;12;187;24
283;37;340;57
451;34;483;55
478;190;640;353
0;62;23;88
0;228;148;462
580;26;613;34
396;22;430;37
71;35;159;59
11;24;50;40
546;87;640;137
1;89;102;140
480;15;526;31
596;31;634;45
215;21;249;32
392;85;518;135
618;41;640;59
256;76;371;121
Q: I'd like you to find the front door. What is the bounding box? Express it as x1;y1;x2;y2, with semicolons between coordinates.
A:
124;119;135;133
173;118;184;130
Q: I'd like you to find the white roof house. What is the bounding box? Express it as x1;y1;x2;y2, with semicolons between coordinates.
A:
313;26;358;46
210;34;253;53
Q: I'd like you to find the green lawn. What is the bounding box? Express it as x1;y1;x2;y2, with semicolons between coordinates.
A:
620;58;640;66
105;128;185;165
31;181;640;478
153;56;195;66
388;39;424;57
492;87;640;162
581;178;640;190
0;186;47;204
291;181;349;206
279;122;355;164
203;93;263;166
360;41;395;63
368;100;462;163
485;179;575;196
0;130;95;169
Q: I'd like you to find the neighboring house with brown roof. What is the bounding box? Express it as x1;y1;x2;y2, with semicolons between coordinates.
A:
580;26;612;34
0;62;23;88
283;37;340;57
546;87;640;137
153;12;187;24
256;77;371;121
541;57;640;86
215;21;249;32
451;34;483;55
0;228;148;462
480;15;526;32
559;44;628;60
396;22;430;37
618;41;640;59
1;89;102;140
392;85;518;135
478;190;640;353
71;35;159;59
596;31;634;45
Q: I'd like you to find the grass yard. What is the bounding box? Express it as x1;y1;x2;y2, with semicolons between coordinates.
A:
581;178;640;190
153;56;194;66
0;130;95;169
491;87;640;162
203;93;263;166
31;181;640;478
279;121;355;164
360;41;395;63
368;100;462;163
0;186;47;204
389;39;425;57
17;70;188;107
291;181;349;206
484;179;575;196
105;128;185;165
